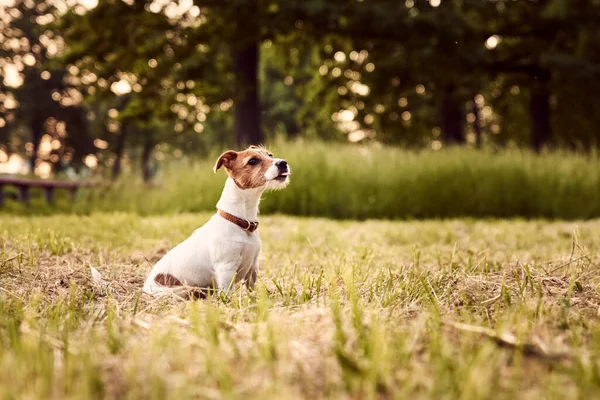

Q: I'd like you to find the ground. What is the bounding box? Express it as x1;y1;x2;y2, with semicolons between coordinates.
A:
1;213;600;399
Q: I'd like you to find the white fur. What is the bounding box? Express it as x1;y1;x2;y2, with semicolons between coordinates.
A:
265;158;285;180
143;163;290;296
265;159;291;191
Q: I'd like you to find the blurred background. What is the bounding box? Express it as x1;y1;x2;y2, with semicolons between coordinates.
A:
1;0;600;218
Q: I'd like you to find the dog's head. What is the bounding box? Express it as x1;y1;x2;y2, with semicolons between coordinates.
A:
213;145;291;190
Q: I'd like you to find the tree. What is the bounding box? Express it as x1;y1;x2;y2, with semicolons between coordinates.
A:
470;0;600;150
0;0;94;174
56;0;262;148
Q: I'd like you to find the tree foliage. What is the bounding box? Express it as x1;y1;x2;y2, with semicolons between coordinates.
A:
1;0;600;179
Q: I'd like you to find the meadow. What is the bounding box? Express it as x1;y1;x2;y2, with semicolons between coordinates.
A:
2;141;600;219
1;213;600;399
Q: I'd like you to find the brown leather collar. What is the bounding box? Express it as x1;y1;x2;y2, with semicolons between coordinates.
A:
217;209;259;232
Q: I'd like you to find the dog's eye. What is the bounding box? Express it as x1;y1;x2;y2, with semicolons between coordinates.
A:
248;158;260;166
268;153;273;158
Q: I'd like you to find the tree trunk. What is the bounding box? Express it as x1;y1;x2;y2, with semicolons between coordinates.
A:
440;86;465;145
29;113;45;174
141;135;154;184
232;0;262;146
111;94;132;180
530;71;551;152
0;126;9;149
471;97;482;148
112;125;127;181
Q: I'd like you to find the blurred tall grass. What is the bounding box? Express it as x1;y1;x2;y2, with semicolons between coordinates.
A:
4;141;600;219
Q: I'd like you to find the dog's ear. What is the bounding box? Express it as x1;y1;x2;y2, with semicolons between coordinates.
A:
213;150;238;172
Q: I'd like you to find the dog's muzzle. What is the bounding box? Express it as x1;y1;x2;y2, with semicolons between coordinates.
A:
275;160;290;181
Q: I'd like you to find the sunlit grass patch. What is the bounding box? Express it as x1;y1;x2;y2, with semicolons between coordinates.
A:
1;214;600;398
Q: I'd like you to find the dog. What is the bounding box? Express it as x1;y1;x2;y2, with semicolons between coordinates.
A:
143;145;291;297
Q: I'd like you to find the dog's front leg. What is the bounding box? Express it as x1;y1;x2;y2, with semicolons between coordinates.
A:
214;263;239;292
244;254;259;291
245;268;257;291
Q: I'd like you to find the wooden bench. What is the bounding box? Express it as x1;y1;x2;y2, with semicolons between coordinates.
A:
0;176;99;207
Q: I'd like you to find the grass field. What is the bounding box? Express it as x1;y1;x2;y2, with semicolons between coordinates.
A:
2;213;600;399
3;141;600;219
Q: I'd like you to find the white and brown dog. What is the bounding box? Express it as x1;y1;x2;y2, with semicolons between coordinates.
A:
143;145;290;297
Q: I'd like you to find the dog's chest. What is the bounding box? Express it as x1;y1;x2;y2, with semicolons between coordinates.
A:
212;224;260;262
238;234;260;262
239;239;260;268
202;216;261;276
218;233;260;279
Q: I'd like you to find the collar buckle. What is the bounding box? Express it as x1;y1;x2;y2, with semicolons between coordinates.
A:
244;220;258;232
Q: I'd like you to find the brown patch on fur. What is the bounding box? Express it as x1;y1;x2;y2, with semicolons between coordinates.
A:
213;150;238;172
154;273;183;287
213;146;275;189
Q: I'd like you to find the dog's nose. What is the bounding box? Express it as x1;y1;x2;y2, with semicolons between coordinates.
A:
276;160;288;169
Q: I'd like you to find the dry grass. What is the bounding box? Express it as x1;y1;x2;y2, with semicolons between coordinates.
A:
2;214;600;399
